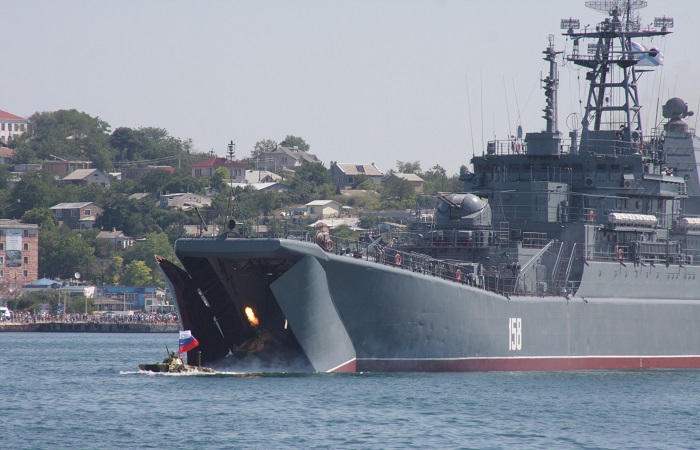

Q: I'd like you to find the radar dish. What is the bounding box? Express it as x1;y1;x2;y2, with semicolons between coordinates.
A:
567;113;582;131
585;0;647;15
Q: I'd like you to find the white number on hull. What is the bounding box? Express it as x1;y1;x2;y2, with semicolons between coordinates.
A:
508;318;522;351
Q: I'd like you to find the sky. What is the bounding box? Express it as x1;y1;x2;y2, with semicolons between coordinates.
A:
5;0;700;176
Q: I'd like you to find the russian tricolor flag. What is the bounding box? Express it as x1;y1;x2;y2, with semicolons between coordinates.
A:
179;330;199;354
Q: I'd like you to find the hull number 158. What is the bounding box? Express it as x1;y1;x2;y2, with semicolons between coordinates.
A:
508;318;522;351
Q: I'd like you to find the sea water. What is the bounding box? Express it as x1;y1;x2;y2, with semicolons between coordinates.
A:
1;332;699;449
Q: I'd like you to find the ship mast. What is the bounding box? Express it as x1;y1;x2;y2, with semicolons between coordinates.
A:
542;35;562;135
562;0;672;152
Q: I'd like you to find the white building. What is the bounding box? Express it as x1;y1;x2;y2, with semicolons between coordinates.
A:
0;110;28;145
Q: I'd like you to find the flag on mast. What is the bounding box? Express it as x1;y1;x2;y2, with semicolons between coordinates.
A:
179;330;199;354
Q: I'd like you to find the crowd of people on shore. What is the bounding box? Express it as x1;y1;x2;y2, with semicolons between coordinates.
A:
1;311;180;325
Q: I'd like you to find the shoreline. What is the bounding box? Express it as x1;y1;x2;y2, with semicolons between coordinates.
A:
0;322;179;333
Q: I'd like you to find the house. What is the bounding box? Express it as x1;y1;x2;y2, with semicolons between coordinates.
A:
0;110;28;145
159;193;212;211
305;200;341;218
22;277;62;295
385;172;425;193
228;181;291;192
96;229;135;249
256;146;320;172
329;162;384;189
241;169;282;184
43;158;93;177
309;217;362;231
101;286;170;313
183;224;220;237
189;157;250;181
50;202;103;229
0;219;40;290
62;168;111;188
121;165;175;182
0;147;14;164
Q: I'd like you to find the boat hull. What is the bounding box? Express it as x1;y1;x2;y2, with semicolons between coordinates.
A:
161;238;700;372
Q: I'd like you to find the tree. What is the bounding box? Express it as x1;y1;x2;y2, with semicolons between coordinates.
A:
109;126;184;164
103;255;124;285
352;174;379;191
26;109;114;169
251;139;277;159
121;260;152;286
209;167;229;192
123;232;175;284
381;176;415;208
11;171;60;218
396;160;421;174
280;135;310;152
39;226;96;279
21;208;58;228
331;224;359;243
289;162;335;203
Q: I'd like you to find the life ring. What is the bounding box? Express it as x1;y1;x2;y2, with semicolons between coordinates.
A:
617;247;623;260
589;210;594;222
394;253;402;267
325;240;334;252
455;268;462;282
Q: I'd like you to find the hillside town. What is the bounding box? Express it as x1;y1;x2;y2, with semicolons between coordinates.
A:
0;108;467;322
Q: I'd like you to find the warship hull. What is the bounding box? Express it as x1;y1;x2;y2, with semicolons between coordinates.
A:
160;238;700;372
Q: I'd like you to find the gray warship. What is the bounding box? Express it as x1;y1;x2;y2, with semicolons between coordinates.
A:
159;0;700;372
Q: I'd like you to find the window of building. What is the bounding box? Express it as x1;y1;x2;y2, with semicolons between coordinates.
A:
0;123;4;131
24;256;28;264
24;243;28;251
71;209;78;217
23;230;28;237
85;209;91;217
0;270;3;278
0;256;4;265
23;270;28;278
0;243;4;251
20;124;25;131
0;230;4;237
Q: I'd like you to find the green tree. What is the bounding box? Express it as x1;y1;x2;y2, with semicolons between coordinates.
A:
11;171;60;218
252;139;277;159
21;208;58;228
109;127;184;164
331;224;359;242
396;160;421;174
123;232;175;284
381;176;415;208
25;109;114;169
121;260;152;286
39;226;96;279
103;255;124;285
209;167;229;192
280;135;310;152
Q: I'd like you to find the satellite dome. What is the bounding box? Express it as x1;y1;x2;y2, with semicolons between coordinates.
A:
662;97;690;119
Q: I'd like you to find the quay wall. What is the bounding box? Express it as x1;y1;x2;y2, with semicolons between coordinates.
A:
0;322;179;333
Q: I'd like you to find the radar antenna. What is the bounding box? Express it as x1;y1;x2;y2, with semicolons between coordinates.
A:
563;0;672;153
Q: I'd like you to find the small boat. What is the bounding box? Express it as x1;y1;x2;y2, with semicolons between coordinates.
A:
139;351;215;373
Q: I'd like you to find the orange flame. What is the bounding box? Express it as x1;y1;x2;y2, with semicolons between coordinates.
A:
244;307;259;327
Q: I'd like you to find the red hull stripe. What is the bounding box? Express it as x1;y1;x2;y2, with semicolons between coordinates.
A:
327;358;357;373
347;356;700;372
